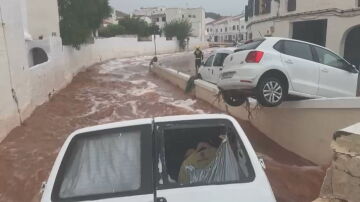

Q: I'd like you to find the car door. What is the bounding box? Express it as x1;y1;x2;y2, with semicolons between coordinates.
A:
154;116;276;202
199;55;215;82
313;46;358;97
211;53;230;84
41;120;154;202
277;40;320;96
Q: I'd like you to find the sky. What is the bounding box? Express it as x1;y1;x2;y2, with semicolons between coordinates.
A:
109;0;246;16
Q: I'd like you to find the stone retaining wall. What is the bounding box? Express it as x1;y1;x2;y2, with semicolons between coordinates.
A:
314;123;360;202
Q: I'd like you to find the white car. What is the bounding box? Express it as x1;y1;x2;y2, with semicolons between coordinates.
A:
198;48;237;84
217;37;359;107
41;114;276;202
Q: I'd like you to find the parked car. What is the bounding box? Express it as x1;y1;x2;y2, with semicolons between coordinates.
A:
217;37;359;107
41;114;276;202
198;48;237;84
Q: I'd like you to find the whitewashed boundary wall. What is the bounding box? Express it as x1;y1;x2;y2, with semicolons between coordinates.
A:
0;34;207;141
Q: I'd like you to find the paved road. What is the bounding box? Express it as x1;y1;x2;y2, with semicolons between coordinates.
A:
0;52;324;202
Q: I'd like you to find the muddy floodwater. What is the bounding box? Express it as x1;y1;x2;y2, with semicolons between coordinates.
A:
0;51;325;202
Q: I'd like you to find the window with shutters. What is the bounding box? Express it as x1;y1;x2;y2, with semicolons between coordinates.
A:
248;0;254;17
288;0;296;12
254;0;260;15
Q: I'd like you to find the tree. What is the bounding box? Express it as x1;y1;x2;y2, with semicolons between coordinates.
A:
98;24;125;38
205;12;222;20
163;20;192;49
118;17;157;37
58;0;111;48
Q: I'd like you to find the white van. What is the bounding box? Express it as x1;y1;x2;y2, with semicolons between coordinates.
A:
41;114;276;202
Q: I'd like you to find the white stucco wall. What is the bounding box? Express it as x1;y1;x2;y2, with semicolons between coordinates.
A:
0;7;22;139
0;34;207;141
26;0;60;39
0;0;33;127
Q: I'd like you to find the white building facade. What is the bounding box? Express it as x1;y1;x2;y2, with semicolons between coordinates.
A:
245;0;360;67
206;15;247;43
133;7;206;41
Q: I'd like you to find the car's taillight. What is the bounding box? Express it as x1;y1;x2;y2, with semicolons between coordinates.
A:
245;51;264;63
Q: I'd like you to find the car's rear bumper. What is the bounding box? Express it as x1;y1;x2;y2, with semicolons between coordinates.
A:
218;65;262;91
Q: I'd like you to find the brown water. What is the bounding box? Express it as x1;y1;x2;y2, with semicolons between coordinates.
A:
0;52;324;202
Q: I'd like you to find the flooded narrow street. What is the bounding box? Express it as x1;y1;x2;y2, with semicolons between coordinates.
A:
0;52;324;202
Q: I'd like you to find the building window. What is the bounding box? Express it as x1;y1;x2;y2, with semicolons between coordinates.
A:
225;27;227;32
288;0;296;12
193;15;196;18
233;25;236;30
162;17;166;22
207;28;209;32
216;29;218;32
237;25;240;30
241;25;245;29
188;15;192;18
221;28;222;32
29;47;48;67
182;14;185;18
157;18;160;22
358;0;360;6
261;0;271;14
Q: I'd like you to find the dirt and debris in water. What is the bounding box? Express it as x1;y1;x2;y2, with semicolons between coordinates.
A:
0;52;324;202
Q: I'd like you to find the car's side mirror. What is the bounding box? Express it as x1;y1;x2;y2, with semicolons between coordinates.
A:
348;64;359;73
353;64;359;71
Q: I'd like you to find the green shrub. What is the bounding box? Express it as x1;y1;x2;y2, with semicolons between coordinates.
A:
118;17;159;37
163;20;192;49
98;24;125;37
59;0;111;48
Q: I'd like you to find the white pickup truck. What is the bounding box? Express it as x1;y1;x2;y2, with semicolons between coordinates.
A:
41;114;276;202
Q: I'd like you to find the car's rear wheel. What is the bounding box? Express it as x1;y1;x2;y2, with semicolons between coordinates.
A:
257;77;285;107
222;91;246;107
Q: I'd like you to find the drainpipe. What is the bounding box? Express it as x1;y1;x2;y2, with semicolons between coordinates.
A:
0;5;23;124
20;0;32;40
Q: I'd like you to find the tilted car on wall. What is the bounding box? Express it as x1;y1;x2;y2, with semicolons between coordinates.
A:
217;37;359;107
40;114;276;202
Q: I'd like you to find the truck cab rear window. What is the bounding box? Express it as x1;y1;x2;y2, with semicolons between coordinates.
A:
160;123;255;188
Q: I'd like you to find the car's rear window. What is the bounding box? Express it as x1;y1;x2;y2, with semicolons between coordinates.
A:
53;130;142;200
235;39;265;52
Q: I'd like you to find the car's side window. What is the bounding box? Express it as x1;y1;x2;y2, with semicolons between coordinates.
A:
52;125;153;201
283;41;314;61
313;46;349;71
273;40;284;52
213;53;230;67
156;119;255;190
204;55;215;66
